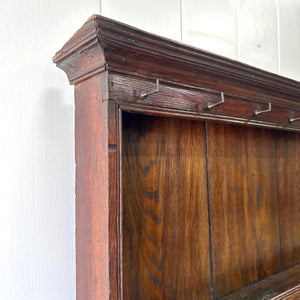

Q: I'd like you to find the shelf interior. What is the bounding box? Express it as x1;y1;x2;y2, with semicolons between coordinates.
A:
122;112;300;299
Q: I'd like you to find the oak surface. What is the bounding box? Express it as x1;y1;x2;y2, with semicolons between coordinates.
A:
75;74;110;299
122;113;211;299
207;123;281;297
220;263;300;300
276;131;300;268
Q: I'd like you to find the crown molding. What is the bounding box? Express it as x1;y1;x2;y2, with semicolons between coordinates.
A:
53;15;300;109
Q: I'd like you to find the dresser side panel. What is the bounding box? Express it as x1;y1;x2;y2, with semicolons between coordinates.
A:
75;73;110;300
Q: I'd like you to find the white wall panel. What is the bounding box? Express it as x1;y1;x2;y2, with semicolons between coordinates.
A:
0;1;100;299
278;0;300;82
101;0;181;41
237;0;278;73
181;0;237;59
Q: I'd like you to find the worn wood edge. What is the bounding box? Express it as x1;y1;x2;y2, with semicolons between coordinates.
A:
75;73;110;299
53;17;106;84
118;107;123;300
75;72;123;300
106;72;300;131
219;264;300;300
116;102;300;132
107;101;123;300
271;284;300;300
108;69;300;109
53;16;98;63
53;15;300;105
91;15;300;98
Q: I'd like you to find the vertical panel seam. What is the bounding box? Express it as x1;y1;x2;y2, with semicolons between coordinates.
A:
205;121;215;300
274;133;283;270
118;107;123;300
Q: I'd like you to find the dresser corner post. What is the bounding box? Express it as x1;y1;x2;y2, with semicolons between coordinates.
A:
53;15;122;300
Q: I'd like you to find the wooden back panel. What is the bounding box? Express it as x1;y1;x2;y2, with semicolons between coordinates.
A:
122;114;300;299
276;131;300;268
207;124;281;297
122;113;211;299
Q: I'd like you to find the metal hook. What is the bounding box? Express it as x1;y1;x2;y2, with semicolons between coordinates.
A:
207;92;225;110
254;102;272;116
289;116;300;123
140;79;160;99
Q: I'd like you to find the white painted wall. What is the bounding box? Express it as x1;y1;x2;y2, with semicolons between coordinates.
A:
102;0;300;81
1;0;299;299
0;1;100;299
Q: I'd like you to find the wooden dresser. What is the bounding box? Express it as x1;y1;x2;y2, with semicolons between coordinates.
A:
53;15;300;300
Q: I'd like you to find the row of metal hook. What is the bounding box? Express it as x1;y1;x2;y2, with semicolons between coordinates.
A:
140;79;300;123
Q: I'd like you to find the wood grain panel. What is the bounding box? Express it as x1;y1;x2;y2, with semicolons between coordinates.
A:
276;131;300;268
207;123;281;298
220;263;300;300
75;74;110;299
109;73;300;132
122;113;211;299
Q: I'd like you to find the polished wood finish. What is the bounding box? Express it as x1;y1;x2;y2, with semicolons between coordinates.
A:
53;15;300;132
220;264;300;300
75;73;121;299
108;73;300;132
122;113;211;299
75;74;110;299
276;131;300;268
207;124;281;297
53;15;300;299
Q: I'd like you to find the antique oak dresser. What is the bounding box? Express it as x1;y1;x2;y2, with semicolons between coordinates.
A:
53;15;300;300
